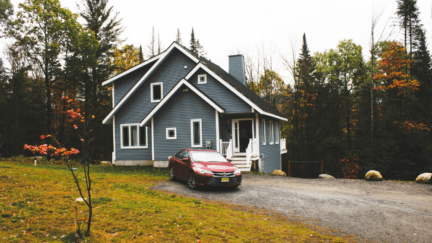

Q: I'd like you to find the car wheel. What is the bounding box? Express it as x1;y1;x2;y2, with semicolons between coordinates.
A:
187;172;198;189
169;167;176;181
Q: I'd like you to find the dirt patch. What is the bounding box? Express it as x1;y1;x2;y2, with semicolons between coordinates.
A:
152;173;432;243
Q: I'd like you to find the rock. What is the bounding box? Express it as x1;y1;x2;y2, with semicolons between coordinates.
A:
100;161;111;166
365;170;383;181
415;173;432;184
271;170;286;176
75;198;86;202
319;174;335;179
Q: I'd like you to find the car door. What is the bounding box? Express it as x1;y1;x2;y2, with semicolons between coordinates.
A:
177;150;190;180
172;150;184;179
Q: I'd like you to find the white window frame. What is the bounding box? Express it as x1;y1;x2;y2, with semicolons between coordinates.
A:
269;120;274;145
190;119;202;147
166;127;177;140
275;123;280;144
197;74;207;84
120;124;148;149
150;82;163;102
262;119;266;145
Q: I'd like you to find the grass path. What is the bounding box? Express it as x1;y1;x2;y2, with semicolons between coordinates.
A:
0;159;356;242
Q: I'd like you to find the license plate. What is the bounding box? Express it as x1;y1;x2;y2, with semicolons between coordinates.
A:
221;178;229;183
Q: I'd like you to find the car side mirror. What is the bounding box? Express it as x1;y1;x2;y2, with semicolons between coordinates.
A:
227;158;232;162
182;158;189;162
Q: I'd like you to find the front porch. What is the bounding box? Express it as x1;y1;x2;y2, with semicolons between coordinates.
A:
216;113;286;172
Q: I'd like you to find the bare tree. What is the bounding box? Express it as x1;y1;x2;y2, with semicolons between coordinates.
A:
157;32;162;54
147;27;155;57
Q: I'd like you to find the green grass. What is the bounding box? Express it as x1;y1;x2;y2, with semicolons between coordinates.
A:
0;157;357;242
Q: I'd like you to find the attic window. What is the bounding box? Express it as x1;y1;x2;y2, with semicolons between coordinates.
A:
198;74;207;84
151;82;163;102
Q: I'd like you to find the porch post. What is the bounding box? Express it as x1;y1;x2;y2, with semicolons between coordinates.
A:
151;117;154;161
216;110;220;152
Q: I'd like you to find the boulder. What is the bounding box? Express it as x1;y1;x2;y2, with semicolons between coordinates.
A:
319;174;335;179
271;170;286;176
365;170;383;181
100;161;111;166
415;173;432;184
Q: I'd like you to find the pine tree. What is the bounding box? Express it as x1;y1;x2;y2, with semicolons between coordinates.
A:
139;45;144;62
190;28;197;54
175;28;181;44
396;0;420;62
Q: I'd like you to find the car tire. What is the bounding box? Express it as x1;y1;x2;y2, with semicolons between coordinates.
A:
169;167;176;181
187;172;198;189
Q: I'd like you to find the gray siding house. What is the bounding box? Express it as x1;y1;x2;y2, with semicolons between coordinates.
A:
102;42;287;173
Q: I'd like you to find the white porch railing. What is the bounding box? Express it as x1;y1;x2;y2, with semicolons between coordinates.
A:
246;138;259;168
280;138;287;154
220;139;233;160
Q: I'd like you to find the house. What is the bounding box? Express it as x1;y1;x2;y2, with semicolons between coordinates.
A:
102;42;287;173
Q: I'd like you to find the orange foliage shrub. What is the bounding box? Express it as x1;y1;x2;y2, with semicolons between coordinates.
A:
334;154;362;179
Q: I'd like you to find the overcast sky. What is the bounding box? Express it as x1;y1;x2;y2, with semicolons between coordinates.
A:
3;0;432;85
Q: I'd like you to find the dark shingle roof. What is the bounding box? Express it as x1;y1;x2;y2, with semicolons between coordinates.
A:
196;56;285;118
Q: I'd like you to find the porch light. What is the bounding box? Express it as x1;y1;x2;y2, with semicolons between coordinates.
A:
183;88;189;92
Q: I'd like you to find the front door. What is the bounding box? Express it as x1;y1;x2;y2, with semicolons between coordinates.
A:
232;119;254;153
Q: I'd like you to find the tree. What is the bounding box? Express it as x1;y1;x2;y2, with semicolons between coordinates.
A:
0;0;13;28
396;0;420;67
157;31;162;54
79;0;123;161
175;28;182;44
190;28;197;54
196;39;206;57
7;0;83;134
139;44;144;62
148;27;155;57
111;44;141;75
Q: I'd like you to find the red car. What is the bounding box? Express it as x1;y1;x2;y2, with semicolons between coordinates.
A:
168;149;242;189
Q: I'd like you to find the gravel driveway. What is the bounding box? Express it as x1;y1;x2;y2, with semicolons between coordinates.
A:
152;173;432;243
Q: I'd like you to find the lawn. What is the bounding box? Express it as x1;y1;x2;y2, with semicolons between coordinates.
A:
0;157;356;242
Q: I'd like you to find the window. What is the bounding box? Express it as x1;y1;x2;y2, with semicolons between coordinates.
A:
269;121;274;145
191;119;202;147
262;119;266;145
276;123;280;144
197;74;207;84
151;82;163;102
166;127;177;140
121;124;148;148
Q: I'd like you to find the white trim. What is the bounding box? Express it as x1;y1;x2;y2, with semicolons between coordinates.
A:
102;42;200;124
112;115;116;164
112;83;115;108
197;74;207;84
269;120;274;145
185;63;288;121
251;107;255;113
166;127;177;140
151;118;154;160
255;113;260;154
150;82;163;102
275;123;280;144
120;124;148;149
263;119;266;145
216;110;220;152
191;119;203;147
102;54;161;86
140;79;224;126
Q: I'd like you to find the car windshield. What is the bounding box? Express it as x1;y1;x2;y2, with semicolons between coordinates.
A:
191;151;227;162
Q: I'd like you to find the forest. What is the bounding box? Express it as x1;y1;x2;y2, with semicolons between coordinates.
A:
0;0;431;180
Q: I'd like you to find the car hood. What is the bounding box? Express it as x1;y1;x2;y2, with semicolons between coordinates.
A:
193;162;237;172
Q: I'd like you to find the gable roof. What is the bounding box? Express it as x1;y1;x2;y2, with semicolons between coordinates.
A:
102;42;200;124
185;61;287;121
140;79;224;126
102;42;286;124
